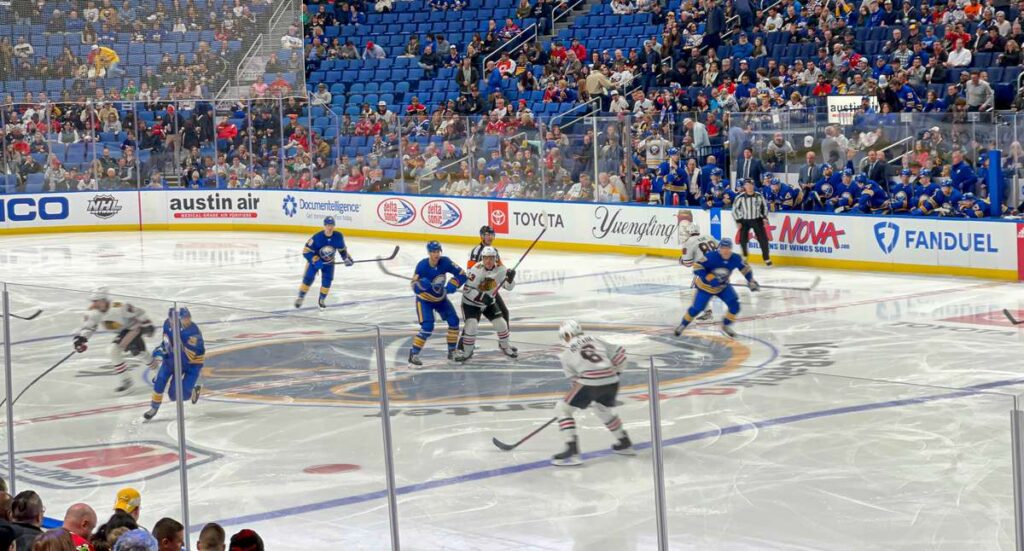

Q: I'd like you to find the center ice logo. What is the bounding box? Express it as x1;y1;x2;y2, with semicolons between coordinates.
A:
282;195;298;218
873;221;900;255
0;441;221;489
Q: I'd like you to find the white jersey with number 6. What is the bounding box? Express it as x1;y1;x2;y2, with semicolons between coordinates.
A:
560;335;627;387
680;234;719;268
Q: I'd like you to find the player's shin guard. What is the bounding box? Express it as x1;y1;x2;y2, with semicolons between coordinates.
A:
458;319;478;361
411;332;430;355
593;403;626;440
446;327;459;352
493;318;517;358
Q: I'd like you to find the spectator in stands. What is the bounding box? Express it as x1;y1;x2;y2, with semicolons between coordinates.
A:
363;41;386;60
111;528;156;551
311;83;332;107
947;39;972;67
58;504;97;550
197;524;226;551
764;132;795;171
8;490;44;550
965;70;994;111
228;529;263;551
13;37;32;60
419;45;440;78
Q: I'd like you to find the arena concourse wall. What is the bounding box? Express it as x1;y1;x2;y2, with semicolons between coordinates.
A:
0;190;1021;281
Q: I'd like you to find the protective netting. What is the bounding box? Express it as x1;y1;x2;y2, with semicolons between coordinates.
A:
0;0;304;102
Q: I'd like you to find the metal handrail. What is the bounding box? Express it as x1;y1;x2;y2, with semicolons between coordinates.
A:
554;95;601;128
552;0;585;28
880;135;914;161
481;23;538;74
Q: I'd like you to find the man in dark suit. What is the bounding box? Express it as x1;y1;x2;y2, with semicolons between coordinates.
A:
863;149;887;184
798;151;822;188
703;0;726;51
733;147;764;187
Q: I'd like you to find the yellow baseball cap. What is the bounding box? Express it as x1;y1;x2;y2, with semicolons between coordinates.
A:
114;487;141;513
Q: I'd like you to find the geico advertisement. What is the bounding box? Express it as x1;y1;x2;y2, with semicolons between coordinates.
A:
0;192;138;229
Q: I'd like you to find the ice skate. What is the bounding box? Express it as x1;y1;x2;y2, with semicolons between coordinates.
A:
191;384;202;404
696;309;713;321
673;323;687;337
143;407;158;420
500;344;518;359
551;440;582;467
408;351;422;366
453;349;472;363
612;434;636;456
294;297;303;309
318;297;326;311
720;324;737;339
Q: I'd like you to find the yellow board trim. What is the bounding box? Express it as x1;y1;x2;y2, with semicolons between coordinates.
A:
2;223;1016;281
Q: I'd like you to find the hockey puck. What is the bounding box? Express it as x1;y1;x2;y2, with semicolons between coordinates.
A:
303;463;361;474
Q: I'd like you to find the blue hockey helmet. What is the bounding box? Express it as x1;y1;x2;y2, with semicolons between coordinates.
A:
668;147;679;156
841;168;854;177
711;168;723;177
940;179;953;187
719;238;734;248
762;172;774;181
426;240;443;252
919;168;931;177
167;307;191;320
821;163;833;172
963;192;976;201
324;216;336;226
900;168;912;176
770;177;781;186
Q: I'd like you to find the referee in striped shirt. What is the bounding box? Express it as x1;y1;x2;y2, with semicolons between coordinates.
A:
733;178;773;266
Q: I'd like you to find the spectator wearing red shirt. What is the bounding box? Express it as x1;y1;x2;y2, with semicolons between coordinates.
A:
344;165;366;191
944;24;970;49
60;503;97;551
570;38;586;62
484;113;505;135
812;75;833;96
269;75;291;96
216;120;238;141
549;40;567;63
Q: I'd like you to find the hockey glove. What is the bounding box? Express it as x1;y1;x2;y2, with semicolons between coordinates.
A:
343;255;354;267
312;260;324;270
749;280;761;292
481;293;495;306
505;269;516;283
73;336;88;353
445;281;459;295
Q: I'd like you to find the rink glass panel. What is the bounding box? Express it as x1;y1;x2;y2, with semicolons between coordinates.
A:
173;301;392;549
2;284;188;535
655;358;1017;549
385;331;662;548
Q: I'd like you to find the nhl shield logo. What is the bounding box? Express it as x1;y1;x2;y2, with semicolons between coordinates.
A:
87;195;122;219
873;221;900;255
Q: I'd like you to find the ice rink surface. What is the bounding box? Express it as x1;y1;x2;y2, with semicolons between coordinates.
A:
0;230;1022;550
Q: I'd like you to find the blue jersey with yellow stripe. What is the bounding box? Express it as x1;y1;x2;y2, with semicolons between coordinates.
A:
158;319;205;367
412;256;467;302
303;230;348;264
693;251;753;294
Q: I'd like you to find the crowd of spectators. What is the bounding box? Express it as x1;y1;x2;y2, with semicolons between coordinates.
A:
0;480;264;551
0;0;271;103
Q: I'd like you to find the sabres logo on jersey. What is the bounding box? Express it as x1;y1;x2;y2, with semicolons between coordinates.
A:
319;245;336;261
431;274;447;293
821;184;834;197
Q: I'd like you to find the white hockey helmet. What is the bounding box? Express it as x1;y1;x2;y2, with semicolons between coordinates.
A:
90;287;110;302
481;246;498;258
688;222;701;236
559;320;583;342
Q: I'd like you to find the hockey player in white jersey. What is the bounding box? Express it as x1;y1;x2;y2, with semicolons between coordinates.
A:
552;320;634;466
73;287;155;392
678;219;716;321
455;247;518;362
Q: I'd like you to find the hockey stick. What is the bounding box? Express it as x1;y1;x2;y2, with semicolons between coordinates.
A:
758;276;821;291
337;246;400;265
492;416;557;451
510;228;547;272
9;310;42;321
0;351;77;408
377;259;413;281
1004;309;1023;326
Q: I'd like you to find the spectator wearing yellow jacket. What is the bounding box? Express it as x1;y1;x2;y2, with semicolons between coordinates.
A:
88;44;124;77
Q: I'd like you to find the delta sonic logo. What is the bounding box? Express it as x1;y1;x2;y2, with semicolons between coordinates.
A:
0;441;221;489
196;324;808;417
86;194;122;219
282;194;360;222
873;221;999;255
420;199;462;229
169;192;260;219
377;198;416;226
739;215;849;254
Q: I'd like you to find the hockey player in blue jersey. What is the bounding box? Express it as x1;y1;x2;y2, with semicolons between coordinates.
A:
674;238;759;339
764;178;802;211
957;193;987;218
808;165;841;211
296;216;354;311
915;169;940;206
704;181;736;208
852;174;888;213
659;171;689;206
409;241;468;366
144;308;204;420
913;179;962;216
886;169;919;214
827;170;859;212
